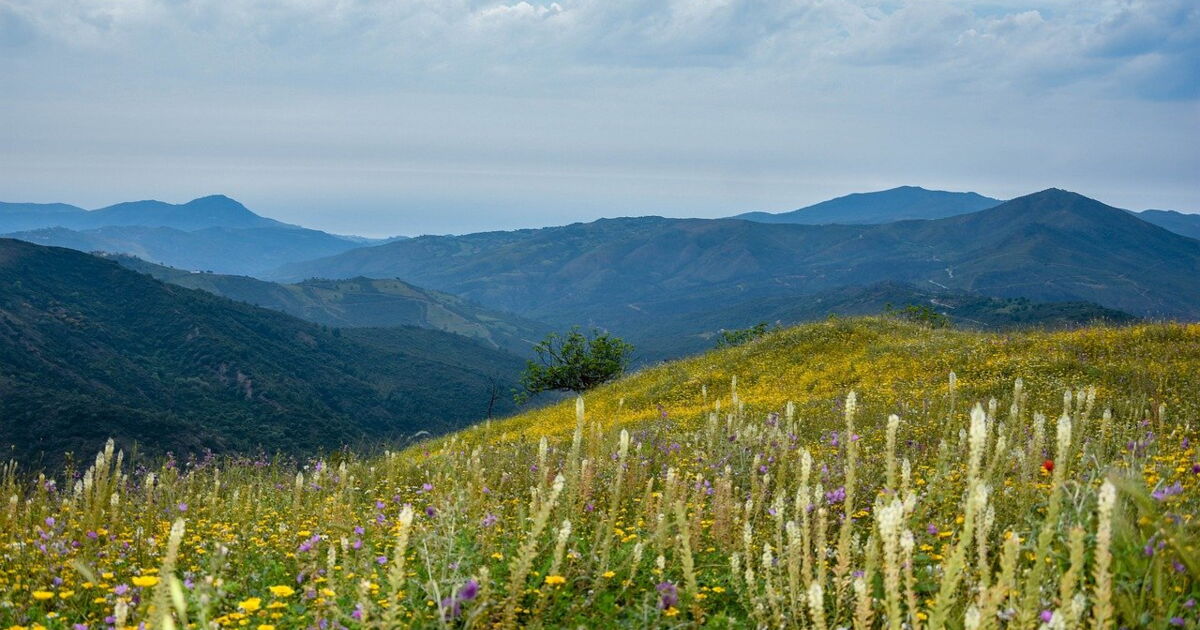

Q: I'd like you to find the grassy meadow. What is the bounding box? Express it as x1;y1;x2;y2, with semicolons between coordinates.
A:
1;318;1198;628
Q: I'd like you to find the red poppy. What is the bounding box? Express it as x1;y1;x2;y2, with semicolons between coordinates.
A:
1042;459;1055;473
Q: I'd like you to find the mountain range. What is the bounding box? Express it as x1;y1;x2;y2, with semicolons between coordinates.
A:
108;255;549;356
0;195;392;276
734;185;1200;238
275;189;1200;325
0;238;523;463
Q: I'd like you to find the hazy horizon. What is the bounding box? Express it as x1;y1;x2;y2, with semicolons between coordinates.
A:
3;0;1197;236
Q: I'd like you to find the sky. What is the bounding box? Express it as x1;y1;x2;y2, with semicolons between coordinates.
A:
1;0;1198;237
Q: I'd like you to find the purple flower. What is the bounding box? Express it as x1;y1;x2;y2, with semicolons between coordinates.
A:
351;604;364;620
425;506;437;518
177;503;188;512
1152;482;1183;501
74;624;89;630
825;486;846;505
927;524;939;535
458;579;479;601
656;582;678;609
354;526;365;535
441;596;463;619
481;513;498;527
45;517;56;528
375;500;386;510
376;555;388;565
1170;617;1185;627
1039;610;1053;623
422;483;434;493
114;584;129;596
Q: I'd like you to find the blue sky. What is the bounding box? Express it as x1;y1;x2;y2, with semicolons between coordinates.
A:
1;0;1197;236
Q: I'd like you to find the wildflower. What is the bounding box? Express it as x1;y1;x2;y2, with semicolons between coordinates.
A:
131;576;159;588
32;591;54;600
177;502;188;512
113;584;129;595
602;571;616;578
544;575;566;586
268;585;295;597
425;506;437;518
1039;610;1053;623
240;597;262;612
1042;459;1054;474
458;579;479;601
656;581;678;609
1152;482;1183;501
482;513;498;527
825;486;846;505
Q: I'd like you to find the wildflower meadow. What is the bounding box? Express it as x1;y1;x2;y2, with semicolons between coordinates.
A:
1;318;1197;628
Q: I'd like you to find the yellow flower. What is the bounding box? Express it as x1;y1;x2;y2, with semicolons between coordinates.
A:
31;591;54;600
601;571;616;578
711;586;726;593
543;575;566;586
58;590;74;598
268;585;295;597
132;576;159;587
240;597;262;612
258;625;276;630
663;606;680;617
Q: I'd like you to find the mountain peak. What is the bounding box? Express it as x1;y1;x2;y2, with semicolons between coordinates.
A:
187;194;246;208
733;185;1002;225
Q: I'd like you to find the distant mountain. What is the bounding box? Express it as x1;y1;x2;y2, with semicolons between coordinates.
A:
0;238;524;464
0;195;288;232
109;255;548;356
732;186;1002;224
1137;209;1200;241
275;189;1200;325
3;224;366;276
628;282;1137;360
0;195;379;276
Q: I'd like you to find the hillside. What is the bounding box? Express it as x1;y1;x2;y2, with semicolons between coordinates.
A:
733;185;1002;224
628;281;1137;360
274;189;1200;324
476;317;1200;443
3;317;1195;628
0;238;524;463
108;255;548;356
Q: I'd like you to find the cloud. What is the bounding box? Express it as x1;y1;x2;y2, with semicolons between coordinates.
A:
2;0;1195;99
1;0;1196;233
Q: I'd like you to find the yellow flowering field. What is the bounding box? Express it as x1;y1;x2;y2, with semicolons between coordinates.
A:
1;318;1197;628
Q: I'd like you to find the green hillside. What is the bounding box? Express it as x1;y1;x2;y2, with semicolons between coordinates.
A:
628;282;1137;359
274;189;1200;325
0;238;524;463
108;255;548;356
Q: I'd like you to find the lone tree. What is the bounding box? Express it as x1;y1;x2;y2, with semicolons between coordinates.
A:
517;328;634;403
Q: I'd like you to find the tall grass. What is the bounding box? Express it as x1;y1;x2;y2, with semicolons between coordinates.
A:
0;319;1197;628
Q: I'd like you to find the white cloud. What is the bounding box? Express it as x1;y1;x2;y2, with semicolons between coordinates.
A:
0;0;1196;233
